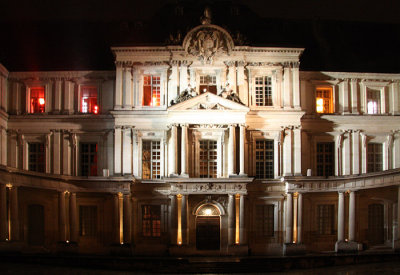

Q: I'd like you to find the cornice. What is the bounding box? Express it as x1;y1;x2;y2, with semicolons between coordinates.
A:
8;70;115;82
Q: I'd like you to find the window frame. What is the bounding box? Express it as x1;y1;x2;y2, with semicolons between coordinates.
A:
315;87;334;114
141;204;162;238
79;142;98;177
254;139;274;179
255;204;275;237
316;142;334;177
199;74;217;94
28;142;45;173
142;74;161;107
367;142;383;173
79;205;98;237
79;85;99;114
28;86;46;114
142;140;161;180
316;204;335;235
199;139;218;178
253;75;273;107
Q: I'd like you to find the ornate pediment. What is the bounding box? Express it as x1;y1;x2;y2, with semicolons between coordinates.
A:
182;25;234;64
168;92;249;112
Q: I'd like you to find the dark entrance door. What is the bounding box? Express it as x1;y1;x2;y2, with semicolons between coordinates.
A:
368;203;384;245
196;216;220;250
28;204;45;246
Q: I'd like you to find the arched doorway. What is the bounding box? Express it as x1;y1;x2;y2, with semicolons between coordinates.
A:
28;204;45;246
368;203;384;245
195;204;221;250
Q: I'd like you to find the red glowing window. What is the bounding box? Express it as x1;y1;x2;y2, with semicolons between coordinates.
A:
81;86;98;114
30;87;45;113
143;75;160;106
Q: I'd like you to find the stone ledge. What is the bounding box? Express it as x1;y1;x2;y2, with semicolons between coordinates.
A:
335;240;359;253
283;243;306;256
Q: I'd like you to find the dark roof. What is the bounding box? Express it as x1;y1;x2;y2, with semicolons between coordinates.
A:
1;0;400;73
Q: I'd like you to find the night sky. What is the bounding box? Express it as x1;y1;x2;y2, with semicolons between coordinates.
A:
1;0;400;73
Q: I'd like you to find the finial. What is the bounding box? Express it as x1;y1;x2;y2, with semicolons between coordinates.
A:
201;6;212;25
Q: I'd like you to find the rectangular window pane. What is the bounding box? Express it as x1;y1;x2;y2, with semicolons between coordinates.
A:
28;143;45;173
199;140;218;178
255;140;274;179
80;143;98;176
30;87;45;113
143;75;161;106
79;205;97;237
142;205;161;237
142;140;161;179
367;89;380;114
316;88;333;113
254;76;272;106
256;204;274;237
81;86;98;114
316;142;334;176
317;204;334;235
368;143;383;172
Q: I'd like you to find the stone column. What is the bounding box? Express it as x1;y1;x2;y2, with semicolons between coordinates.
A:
352;130;360;174
228;125;236;176
337;191;345;242
115;64;123;109
59;191;67;242
10;186;19;241
285;193;293;243
123;194;132;244
169;125;177;176
0;184;6;241
114;127;122;175
228;194;235;245
181;195;188;244
113;194;120;244
122;127;132;175
391;81;399;115
239;125;246;176
297;193;303;243
293;126;302;176
350;79;359;114
349;191;356;241
69;193;78;243
53;130;61;174
292;63;300;108
181;125;188;176
123;67;132;108
239;195;245;244
343;132;351;175
170;195;177;245
340;80;349;114
283;128;293;176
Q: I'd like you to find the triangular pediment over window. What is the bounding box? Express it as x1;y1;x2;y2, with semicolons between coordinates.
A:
168;92;249;112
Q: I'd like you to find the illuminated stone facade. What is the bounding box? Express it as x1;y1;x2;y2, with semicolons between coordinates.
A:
0;15;400;256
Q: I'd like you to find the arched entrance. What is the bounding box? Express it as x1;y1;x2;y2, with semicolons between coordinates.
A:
195;204;221;250
368;203;384;245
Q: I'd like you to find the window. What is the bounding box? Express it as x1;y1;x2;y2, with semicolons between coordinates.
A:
79;205;97;237
30;87;45;113
254;76;272;106
81;86;98;114
80;143;98;176
28;143;45;173
255;140;274;179
368;143;383;172
199;75;217;94
142;205;161;237
317;204;334;235
255;204;274;237
316;88;333;113
143;75;161;106
142;140;161;179
199;140;217;178
367;89;380;114
316;142;334;176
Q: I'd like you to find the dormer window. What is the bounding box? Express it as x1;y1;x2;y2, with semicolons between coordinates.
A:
30;87;45;113
199;75;217;94
143;75;161;106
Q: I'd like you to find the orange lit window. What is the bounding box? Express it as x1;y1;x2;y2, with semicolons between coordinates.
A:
143;75;160;106
30;87;45;113
316;88;333;113
81;86;98;114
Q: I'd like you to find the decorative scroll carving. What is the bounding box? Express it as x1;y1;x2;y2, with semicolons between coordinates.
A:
170;85;198;105
219;83;243;104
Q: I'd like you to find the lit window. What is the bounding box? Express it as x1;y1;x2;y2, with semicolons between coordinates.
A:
79;205;97;237
317;204;334;235
30;87;45;113
28;143;45;173
142;140;161;179
255;205;274;237
316;142;334;176
80;143;98;176
255;140;274;179
142;205;161;237
367;89;380;114
367;143;383;172
81;86;98;114
316;88;333;113
199;75;217;94
255;76;272;106
199;140;217;178
143;75;161;106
